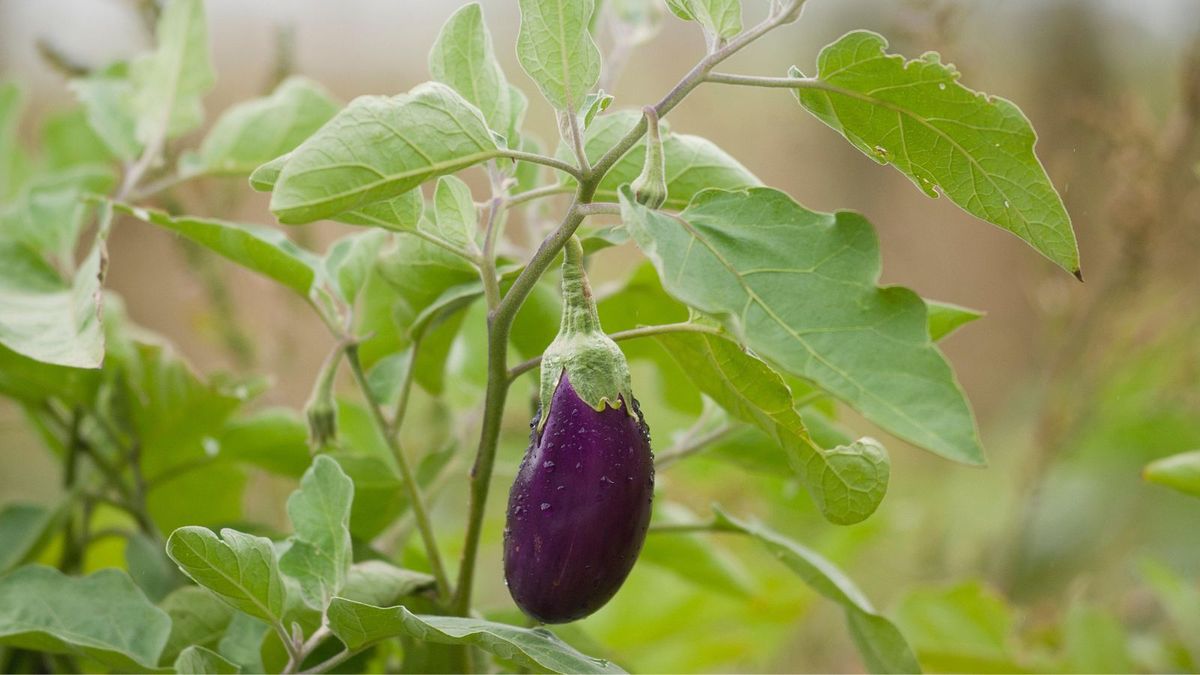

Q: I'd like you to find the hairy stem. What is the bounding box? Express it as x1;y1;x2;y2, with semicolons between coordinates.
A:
497;148;586;181
345;343;452;603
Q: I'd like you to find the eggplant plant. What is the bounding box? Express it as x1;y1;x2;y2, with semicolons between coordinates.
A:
0;0;1086;673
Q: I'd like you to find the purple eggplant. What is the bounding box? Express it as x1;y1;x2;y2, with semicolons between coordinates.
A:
503;237;654;624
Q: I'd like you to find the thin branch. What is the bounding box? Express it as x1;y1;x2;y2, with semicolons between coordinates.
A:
497;148;586;181
507;322;724;381
655;423;736;469
705;72;824;90
648;520;722;535
576;202;621;217
506;184;574;209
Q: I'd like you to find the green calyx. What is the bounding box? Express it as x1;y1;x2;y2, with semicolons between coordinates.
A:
538;237;634;428
630;106;668;209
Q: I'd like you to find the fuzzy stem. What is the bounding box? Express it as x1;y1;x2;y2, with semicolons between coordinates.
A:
558;237;601;336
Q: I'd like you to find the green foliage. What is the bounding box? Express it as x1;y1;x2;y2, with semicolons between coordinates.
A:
129;0;215;143
665;0;742;43
175;645;241;674
278;456;354;609
165;528;288;625
791;31;1079;275
516;0;602;111
1143;450;1200;498
429;3;523;140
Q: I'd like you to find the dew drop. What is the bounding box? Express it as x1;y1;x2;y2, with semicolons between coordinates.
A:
938;82;946;90
540;502;551;511
543;460;555;470
1003;200;1010;208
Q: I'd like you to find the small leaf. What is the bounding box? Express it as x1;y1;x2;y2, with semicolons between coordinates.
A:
665;0;741;43
432;175;478;248
925;300;983;341
711;508;920;674
216;408;311;478
129;0;215;143
111;201;326;300
325;599;625;673
340;560;437;607
40;106;116;169
641;502;753;597
174;645;240;674
792;30;1079;274
0;229;107;369
429;3;515;135
69;68;142;161
0;503;60;574
216;614;269;675
657;331;889;524
279;455;354;609
183;77;338;176
159;586;235;664
1143;450;1200;498
0;165;116;268
517;0;602;111
621;186;984;465
0;565;171;671
165;526;288;625
324;229;390;304
268;83;498;224
126;531;186;602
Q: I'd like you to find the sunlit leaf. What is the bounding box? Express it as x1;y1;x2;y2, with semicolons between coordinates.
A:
621;186;983;464
0;566;171;671
925;300;983;341
516;0;602;111
665;0;741;42
326;599;625;673
183;77;338;176
792;31;1079;274
267;83;498;224
0;165;115;267
165;527;288;625
70;68;141;161
711;508;920;674
279;455;354;609
130;0;215;143
1143;450;1200;498
429;3;516;135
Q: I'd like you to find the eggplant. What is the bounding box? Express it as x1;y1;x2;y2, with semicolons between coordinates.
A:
503;238;654;624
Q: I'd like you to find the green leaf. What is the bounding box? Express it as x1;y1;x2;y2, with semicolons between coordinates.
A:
70;69;141;161
792;30;1079;274
216;614;269;675
641;503;753;597
516;0;602;111
621;186;983;464
159;586;235;664
428;3;516;135
216;408;311;478
324;229;390;304
325;599;624;673
183;77;339;176
569;110;760;209
267;83;498;224
279;455;354;609
130;0;215;143
894;581;1019;673
0;566;171;671
925;300;983;341
711;508;920;674
333;189;426;233
1062;602;1132;673
0;231;107;369
340;560;437;607
1143;449;1200;498
0;503;59;574
165;527;288;625
40;107;116;169
657;331;889;524
1140;558;1200;665
111;201;326;300
0;82;33;198
0;166;116;267
126;531;186;602
665;0;741;42
175;645;241;674
432;175;479;248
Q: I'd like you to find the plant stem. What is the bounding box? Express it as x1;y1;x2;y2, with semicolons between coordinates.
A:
497;148;586;181
576;202;621;217
507;322;723;381
506;184;573;209
479;197;504;311
655;422;736;469
344;343;452;603
648;520;722;535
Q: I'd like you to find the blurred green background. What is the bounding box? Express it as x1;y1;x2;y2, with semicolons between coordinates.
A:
2;0;1199;672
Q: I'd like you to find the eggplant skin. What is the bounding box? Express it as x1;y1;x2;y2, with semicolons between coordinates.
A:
504;372;654;624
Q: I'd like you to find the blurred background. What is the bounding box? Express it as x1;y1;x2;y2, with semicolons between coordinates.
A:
2;0;1199;672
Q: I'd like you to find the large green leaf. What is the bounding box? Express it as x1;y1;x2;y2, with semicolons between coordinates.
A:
711;508;920;674
129;0;214;143
1143;450;1200;498
279;456;354;609
791;31;1079;274
0;165;115;267
159;586;236;664
182;77;338;176
0;566;171;671
572;110;760;209
0;232;107;369
429;3;519;137
267;83;498;224
325;599;624;673
111;201;327;300
516;0;602;111
665;0;741;42
657;331;889;524
165;527;288;625
175;645;241;674
620;186;983;464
